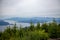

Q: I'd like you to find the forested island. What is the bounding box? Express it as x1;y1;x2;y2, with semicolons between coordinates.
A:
0;19;60;40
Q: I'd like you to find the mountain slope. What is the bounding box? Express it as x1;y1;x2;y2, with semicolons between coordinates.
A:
0;20;9;26
5;17;60;23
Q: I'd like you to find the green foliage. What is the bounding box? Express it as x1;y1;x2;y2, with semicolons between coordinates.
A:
57;24;60;38
41;23;48;32
0;32;2;40
36;22;40;30
29;22;35;31
48;20;58;38
0;19;60;40
29;30;49;40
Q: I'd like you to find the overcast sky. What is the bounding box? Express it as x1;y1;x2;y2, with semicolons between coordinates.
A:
0;0;60;18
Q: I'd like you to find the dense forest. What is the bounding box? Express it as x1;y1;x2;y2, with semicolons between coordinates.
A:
0;19;60;40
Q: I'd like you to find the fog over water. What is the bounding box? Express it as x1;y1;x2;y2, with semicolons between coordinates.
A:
0;20;39;31
0;23;39;32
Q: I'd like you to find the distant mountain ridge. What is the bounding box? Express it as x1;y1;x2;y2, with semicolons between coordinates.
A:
0;20;9;26
5;17;60;23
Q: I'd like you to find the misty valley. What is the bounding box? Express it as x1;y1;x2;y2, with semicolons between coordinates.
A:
0;17;60;40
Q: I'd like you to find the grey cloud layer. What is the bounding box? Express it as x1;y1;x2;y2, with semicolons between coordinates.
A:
0;0;60;18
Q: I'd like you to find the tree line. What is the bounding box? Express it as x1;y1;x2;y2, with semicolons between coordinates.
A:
0;19;60;40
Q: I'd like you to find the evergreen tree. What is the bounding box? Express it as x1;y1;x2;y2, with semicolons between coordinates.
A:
0;32;2;40
41;23;48;32
36;22;40;30
48;19;58;38
29;22;34;31
57;24;60;38
19;25;24;38
12;23;17;37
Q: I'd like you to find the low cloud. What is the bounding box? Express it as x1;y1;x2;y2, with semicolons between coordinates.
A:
1;0;60;18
